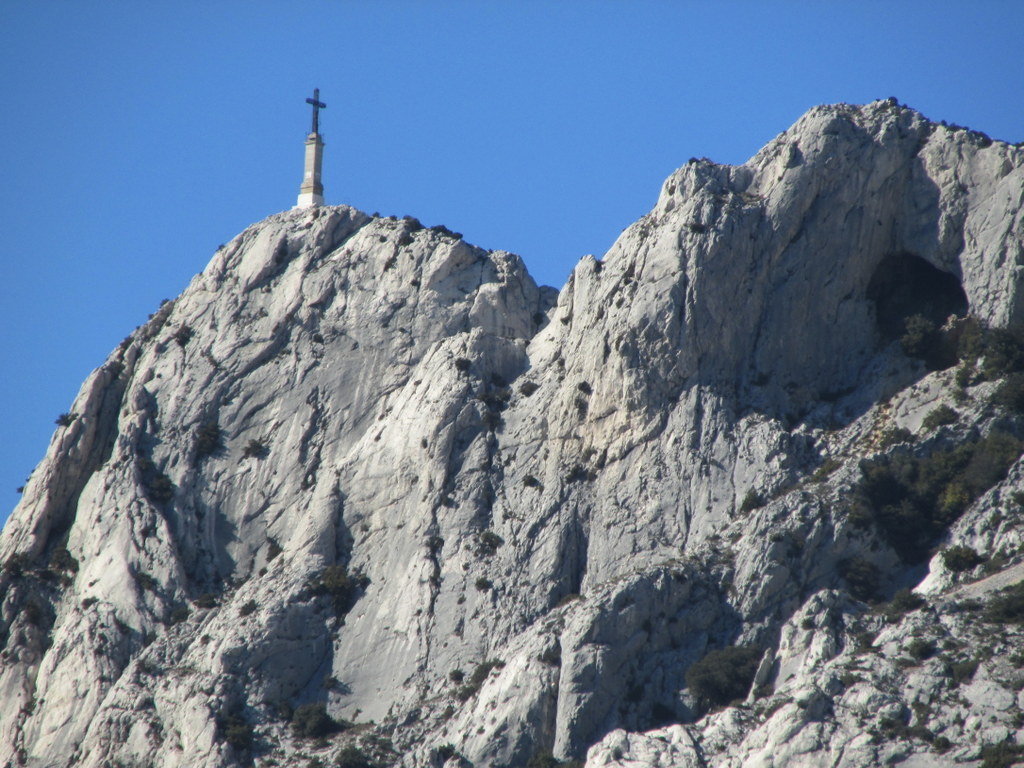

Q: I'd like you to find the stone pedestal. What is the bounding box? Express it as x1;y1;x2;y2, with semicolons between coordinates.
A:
295;132;324;208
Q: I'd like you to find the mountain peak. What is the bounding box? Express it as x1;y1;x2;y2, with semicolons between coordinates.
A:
3;102;1024;768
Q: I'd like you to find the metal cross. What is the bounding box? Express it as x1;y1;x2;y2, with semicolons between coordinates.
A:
306;88;326;134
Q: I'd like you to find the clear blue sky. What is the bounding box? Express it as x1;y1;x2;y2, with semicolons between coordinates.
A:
3;1;1023;528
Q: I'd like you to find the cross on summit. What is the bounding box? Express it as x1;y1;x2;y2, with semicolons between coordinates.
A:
296;88;327;208
306;88;326;135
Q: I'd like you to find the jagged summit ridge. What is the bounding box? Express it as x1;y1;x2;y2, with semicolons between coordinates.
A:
2;100;1024;768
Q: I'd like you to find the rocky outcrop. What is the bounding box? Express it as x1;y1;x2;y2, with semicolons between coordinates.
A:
3;99;1024;768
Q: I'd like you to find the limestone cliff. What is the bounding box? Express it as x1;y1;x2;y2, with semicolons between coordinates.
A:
3;99;1024;768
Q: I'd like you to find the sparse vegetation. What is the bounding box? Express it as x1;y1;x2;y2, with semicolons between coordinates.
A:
195;421;223;461
55;412;76;427
979;741;1024;768
740;489;765;513
434;744;458;762
851;431;1024;563
993;373;1024;414
906;637;936;661
878;427;914;449
49;546;79;583
194;593;218;609
454;357;471;373
946;658;979;685
475;577;493;592
311;565;370;615
526;752;583;768
3;552;31;576
685;645;762;711
243;439;268;459
476;530;504;556
239;600;258;617
291;702;345;738
169;604;190;624
135;571;158;593
335;745;373;768
840;557;881;602
812;458;841;482
454;659;505;701
942;545;984;572
267;538;283;561
883;588;926;617
922;405;958;431
218;711;254;750
174;325;193;347
519;381;539;397
900;314;943;366
984;580;1024;624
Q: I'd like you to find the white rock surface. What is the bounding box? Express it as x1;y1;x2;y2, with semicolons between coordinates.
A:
2;100;1024;768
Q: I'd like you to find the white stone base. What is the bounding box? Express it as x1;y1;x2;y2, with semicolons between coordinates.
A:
294;192;324;209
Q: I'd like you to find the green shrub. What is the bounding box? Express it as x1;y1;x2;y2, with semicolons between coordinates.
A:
336;745;373;768
239;600;258;617
984;580;1024;624
685;645;761;711
740;489;765;513
219;712;254;750
169;604;190;624
922;405;958;431
55;412;76;427
454;357;471;373
454;660;504;701
143;468;174;504
980;327;1024;379
901;314;939;360
812;458;841;482
526;752;583;768
195;421;223;461
267;539;283;561
942;545;984;572
475;577;493;592
477;530;504;556
3;553;31;576
841;558;881;602
242;439;268;459
884;588;926;616
979;741;1024;768
174;325;193;347
519;381;540;397
878;427;915;449
49;546;79;576
194;593;218;609
946;658;979;685
434;744;457;762
312;565;370;615
291;703;344;738
906;637;937;660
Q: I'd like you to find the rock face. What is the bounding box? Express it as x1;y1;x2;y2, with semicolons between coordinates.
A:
3;99;1024;768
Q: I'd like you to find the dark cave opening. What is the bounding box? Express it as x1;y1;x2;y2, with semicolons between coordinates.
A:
867;252;968;342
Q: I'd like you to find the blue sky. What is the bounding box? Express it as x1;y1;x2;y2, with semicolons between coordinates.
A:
3;1;1024;528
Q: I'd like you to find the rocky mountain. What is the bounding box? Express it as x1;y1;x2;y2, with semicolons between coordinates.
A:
3;98;1024;768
